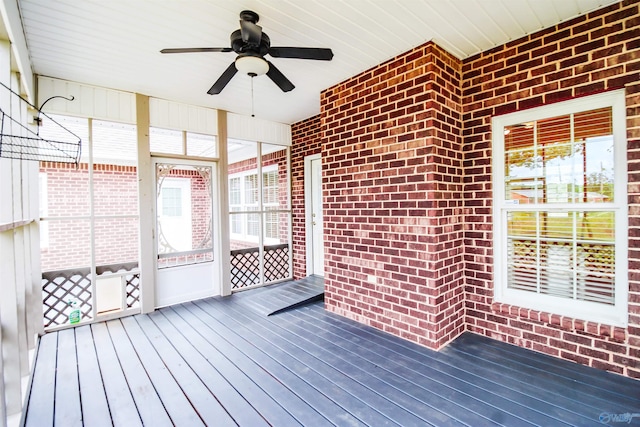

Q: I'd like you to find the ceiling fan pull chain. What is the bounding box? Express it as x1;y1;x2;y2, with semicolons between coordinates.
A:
251;75;255;117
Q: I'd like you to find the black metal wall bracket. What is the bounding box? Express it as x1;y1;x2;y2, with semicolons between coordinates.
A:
0;81;81;164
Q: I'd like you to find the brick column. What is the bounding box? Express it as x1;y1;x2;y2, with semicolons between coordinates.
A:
321;42;465;349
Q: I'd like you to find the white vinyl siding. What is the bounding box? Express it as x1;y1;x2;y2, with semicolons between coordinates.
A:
492;90;628;326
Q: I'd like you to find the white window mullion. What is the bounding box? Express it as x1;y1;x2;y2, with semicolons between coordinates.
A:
533;122;541;294
535;210;541;294
570;211;578;301
570;114;576;204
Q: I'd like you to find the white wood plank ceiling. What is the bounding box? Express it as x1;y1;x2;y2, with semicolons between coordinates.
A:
16;0;618;125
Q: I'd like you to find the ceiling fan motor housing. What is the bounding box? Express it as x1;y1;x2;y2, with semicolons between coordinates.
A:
230;29;270;55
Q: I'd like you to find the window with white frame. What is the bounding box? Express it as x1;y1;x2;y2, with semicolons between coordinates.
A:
161;187;183;217
492;90;628;326
229;165;279;242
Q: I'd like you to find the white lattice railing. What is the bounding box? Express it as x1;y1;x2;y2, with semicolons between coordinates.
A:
230;244;291;289
41;262;141;329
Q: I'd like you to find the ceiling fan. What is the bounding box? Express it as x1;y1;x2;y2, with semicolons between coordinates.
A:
161;10;334;95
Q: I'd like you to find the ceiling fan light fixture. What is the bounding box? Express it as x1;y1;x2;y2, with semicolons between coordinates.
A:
235;55;269;76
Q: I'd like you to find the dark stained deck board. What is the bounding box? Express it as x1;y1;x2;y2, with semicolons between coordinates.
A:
91;322;142;427
443;333;640;412
130;314;238;426
24;332;56;427
447;332;640;404
24;278;640;426
198;297;488;427
171;301;359;426
145;310;270;427
238;300;563;427
74;325;112;427
292;303;639;425
287;304;607;426
157;306;304;426
53;329;82;426
208;296;545;427
118;316;206;426
104;319;174;427
190;298;425;427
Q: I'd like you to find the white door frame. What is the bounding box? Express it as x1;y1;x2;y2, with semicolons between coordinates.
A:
304;153;324;276
151;157;221;307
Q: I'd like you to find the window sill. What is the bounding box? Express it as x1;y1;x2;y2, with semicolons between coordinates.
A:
490;302;627;343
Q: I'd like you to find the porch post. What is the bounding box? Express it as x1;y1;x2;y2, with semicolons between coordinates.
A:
218;110;231;296
136;93;155;313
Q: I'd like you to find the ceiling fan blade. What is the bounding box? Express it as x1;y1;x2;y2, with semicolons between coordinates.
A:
207;62;238;95
268;47;333;61
266;61;294;92
240;20;262;46
160;47;232;54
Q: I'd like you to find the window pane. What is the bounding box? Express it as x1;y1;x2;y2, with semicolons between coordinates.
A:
505;108;614;205
247;211;260;237
539;241;573;299
92;120;139;216
504;123;539;202
262;144;289;210
150;127;183;155
187;132;217;158
577;211;614;241
506;210;616;305
577;243;614;304
507;211;537;238
230;210;243;236
264;211;278;240
38;114;89;163
161;188;182;216
39;163;90;217
263;170;278;205
39;116;90;217
542;142;580;203
92;120;137;165
507;239;538;293
229;177;241;206
541;212;573;239
583;135;614;203
538;115;570;146
40;219;91;271
575;108;612;140
245;175;258;205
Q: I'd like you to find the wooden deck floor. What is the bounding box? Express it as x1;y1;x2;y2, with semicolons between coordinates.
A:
24;279;640;426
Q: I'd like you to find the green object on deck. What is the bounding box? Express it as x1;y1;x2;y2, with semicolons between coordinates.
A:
68;299;80;324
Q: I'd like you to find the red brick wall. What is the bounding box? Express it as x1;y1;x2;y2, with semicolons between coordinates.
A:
292;0;640;375
462;0;640;378
291;115;322;279
320;42;466;349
